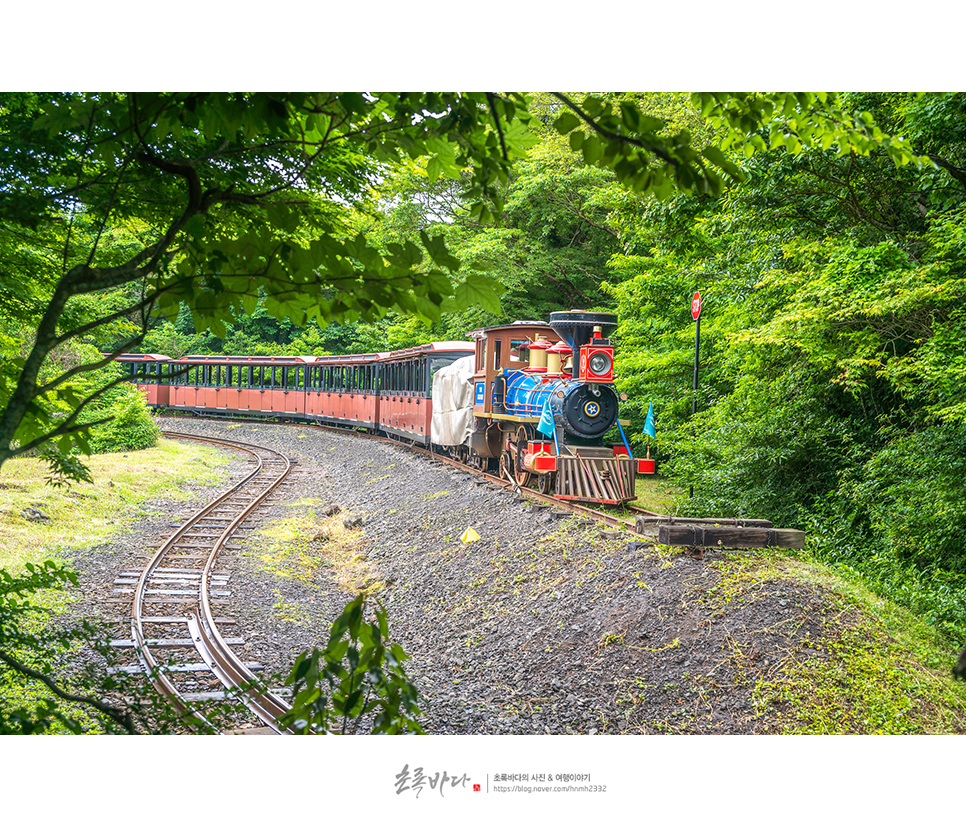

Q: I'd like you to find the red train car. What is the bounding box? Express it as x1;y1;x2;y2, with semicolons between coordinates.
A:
165;356;311;417
116;342;476;443
306;353;385;429
116;354;172;407
378;342;476;444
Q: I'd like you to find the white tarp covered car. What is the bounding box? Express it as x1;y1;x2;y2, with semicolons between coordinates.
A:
430;354;475;447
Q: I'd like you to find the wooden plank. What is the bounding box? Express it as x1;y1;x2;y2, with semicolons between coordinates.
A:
109;638;245;648
106;616;235;624
636;515;773;533
657;525;805;549
113;588;231;596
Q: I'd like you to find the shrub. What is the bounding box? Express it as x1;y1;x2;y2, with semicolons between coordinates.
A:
85;384;160;454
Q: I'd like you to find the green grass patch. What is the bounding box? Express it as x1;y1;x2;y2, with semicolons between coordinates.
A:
245;506;380;597
0;439;234;576
632;473;683;514
708;548;966;734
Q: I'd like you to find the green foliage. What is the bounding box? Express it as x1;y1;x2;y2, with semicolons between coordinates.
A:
85;384;160;454
0;560;221;734
1;92;534;480
281;595;423;734
606;92;966;638
693;92;928;168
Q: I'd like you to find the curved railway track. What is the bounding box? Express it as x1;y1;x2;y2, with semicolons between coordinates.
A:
162;414;656;531
120;431;296;733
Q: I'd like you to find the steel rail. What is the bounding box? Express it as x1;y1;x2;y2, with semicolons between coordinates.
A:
159;414;641;533
130;432;295;732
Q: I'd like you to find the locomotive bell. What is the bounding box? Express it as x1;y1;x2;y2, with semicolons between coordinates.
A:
548;310;618;353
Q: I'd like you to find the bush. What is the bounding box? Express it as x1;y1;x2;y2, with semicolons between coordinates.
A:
85;385;160;454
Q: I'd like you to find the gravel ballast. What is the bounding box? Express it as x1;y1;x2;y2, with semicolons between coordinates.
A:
64;416;838;734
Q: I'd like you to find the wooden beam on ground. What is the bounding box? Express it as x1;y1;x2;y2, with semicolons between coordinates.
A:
635;515;772;534
657;525;806;550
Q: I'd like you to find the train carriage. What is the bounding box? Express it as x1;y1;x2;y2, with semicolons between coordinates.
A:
306;352;385;429
116;308;651;506
117;354;172;407
164;356;311;417
379;342;475;444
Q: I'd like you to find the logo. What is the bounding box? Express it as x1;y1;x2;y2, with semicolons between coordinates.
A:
395;764;473;798
583;401;600;418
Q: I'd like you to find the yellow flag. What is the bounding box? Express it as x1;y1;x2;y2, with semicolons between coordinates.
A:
460;527;481;544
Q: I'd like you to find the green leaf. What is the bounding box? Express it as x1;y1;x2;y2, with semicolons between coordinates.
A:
553;111;581;135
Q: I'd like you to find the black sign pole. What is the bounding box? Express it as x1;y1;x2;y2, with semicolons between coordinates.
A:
690;295;701;499
692;313;700;421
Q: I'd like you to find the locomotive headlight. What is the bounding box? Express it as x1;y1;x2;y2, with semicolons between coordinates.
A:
588;352;612;376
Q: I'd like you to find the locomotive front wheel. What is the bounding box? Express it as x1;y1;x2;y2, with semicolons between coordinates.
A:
512;425;532;489
538;472;554;495
500;450;514;483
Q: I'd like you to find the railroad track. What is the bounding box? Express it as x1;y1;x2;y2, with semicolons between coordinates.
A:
156;416;793;555
159;414;648;532
110;431;296;734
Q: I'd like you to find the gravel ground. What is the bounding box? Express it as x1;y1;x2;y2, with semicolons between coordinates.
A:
64;416;838;734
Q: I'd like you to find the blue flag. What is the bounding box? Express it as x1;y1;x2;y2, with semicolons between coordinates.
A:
643;401;656;439
537;396;555;438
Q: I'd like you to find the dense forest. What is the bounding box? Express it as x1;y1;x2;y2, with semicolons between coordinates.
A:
2;92;966;734
111;93;966;644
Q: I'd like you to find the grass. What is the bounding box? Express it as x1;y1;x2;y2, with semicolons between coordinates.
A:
244;503;381;598
706;547;966;734
0;439;235;576
0;439;236;733
613;474;683;521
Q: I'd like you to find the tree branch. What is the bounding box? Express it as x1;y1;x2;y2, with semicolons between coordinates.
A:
0;647;141;734
550;92;676;167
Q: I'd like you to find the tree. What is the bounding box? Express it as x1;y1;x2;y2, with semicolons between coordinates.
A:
604;92;966;639
0;91;762;482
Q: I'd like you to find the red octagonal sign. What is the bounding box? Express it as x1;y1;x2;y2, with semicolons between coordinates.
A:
691;291;702;321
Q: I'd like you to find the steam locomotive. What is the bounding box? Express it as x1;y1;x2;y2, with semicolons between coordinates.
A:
118;309;653;505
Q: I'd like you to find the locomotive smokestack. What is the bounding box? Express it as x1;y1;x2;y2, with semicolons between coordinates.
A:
548;310;618;353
